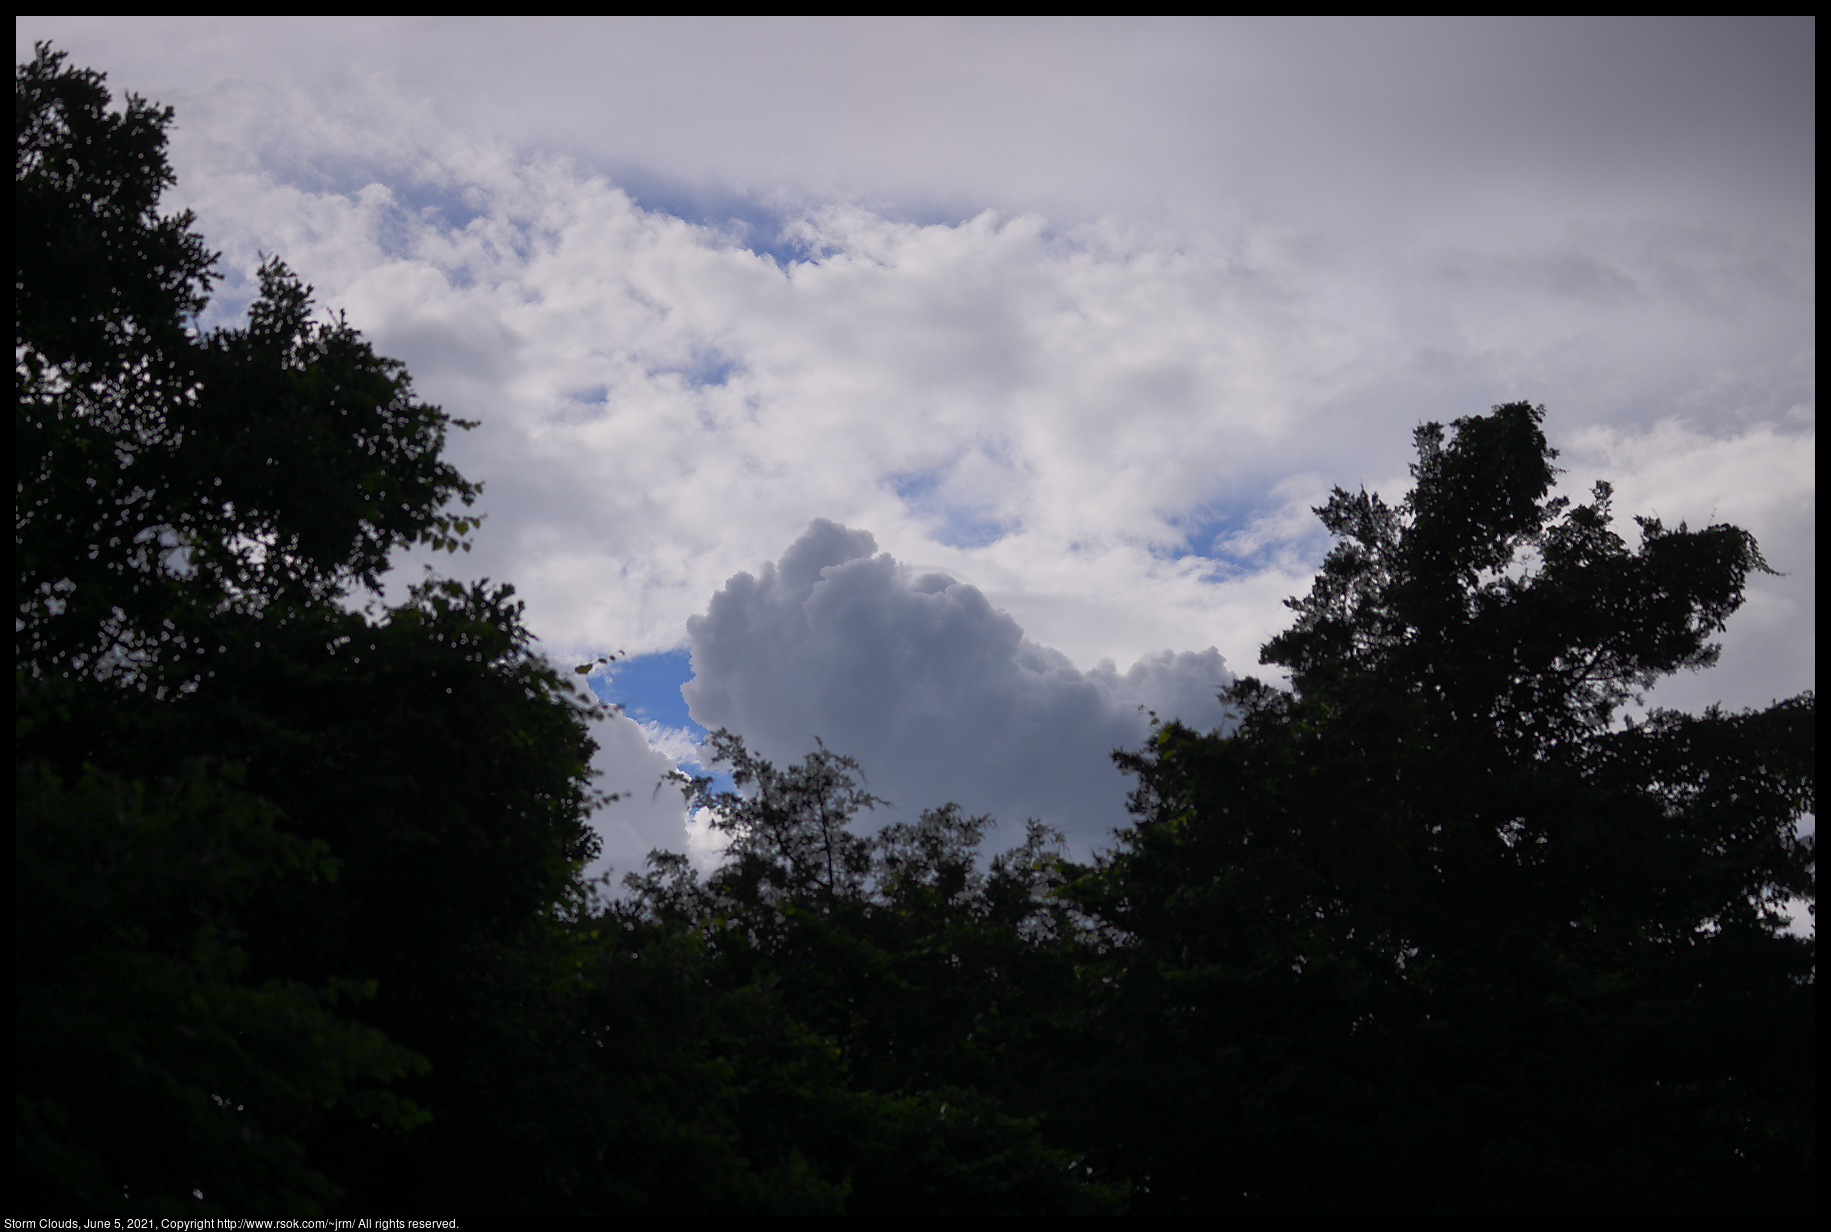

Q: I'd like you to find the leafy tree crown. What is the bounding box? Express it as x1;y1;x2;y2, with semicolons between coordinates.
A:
17;43;483;698
1263;401;1774;751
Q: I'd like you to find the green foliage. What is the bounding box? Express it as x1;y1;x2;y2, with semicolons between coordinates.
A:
1068;403;1814;1212
1266;404;1775;751
15;755;430;1215
621;733;1121;1213
22;42;1809;1214
19;50;481;696
14;43;1111;1215
15;44;594;1212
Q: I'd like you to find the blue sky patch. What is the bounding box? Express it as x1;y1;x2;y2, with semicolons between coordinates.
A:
598;171;811;268
654;352;740;389
589;647;698;731
587;649;737;796
890;465;1011;549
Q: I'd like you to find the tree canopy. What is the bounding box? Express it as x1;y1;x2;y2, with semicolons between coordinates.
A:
13;44;1110;1215
17;47;482;696
17;41;1812;1215
1065;403;1814;1212
16;43;591;1213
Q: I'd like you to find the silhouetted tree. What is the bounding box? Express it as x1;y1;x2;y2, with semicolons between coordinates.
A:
16;44;1106;1215
16;44;599;1213
621;732;1120;1213
1066;403;1814;1213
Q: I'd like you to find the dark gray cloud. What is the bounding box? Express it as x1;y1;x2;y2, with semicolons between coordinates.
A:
19;18;1810;235
683;519;1233;852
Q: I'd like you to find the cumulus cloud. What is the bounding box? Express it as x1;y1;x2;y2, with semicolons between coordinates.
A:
15;17;1810;724
682;519;1235;854
171;145;1802;699
577;707;692;888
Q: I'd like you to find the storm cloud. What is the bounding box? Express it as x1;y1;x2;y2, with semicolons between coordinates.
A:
683;519;1234;852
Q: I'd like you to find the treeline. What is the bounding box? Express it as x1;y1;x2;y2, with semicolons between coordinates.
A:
15;46;1815;1215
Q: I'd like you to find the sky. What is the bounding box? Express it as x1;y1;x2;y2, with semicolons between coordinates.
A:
17;18;1814;885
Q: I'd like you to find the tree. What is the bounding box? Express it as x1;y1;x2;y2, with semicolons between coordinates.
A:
16;44;603;1212
1068;403;1814;1213
16;46;1114;1213
17;46;482;698
621;732;1121;1213
16;756;430;1214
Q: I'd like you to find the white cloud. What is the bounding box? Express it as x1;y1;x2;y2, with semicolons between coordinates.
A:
636;721;707;770
578;707;692;889
15;17;1812;725
129;114;1807;720
682;519;1234;855
1560;416;1816;717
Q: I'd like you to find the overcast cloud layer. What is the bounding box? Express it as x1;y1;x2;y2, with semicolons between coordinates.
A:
17;18;1814;870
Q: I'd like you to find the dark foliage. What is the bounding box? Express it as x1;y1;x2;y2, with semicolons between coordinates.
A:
15;44;1116;1215
618;732;1121;1213
1064;403;1814;1212
19;42;1811;1215
16;44;589;1212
